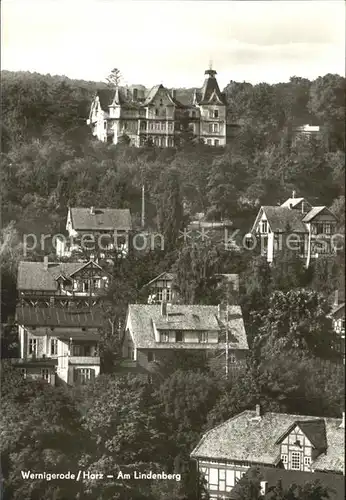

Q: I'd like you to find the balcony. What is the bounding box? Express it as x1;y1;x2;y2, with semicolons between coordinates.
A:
68;356;100;365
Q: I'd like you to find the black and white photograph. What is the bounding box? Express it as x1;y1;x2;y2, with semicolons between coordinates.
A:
0;0;345;499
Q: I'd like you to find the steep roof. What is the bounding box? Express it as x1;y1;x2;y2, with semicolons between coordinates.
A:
302;206;335;223
96;89;115;110
16;306;104;329
69;207;132;231
191;411;344;473
127;304;248;350
17;261;85;291
143;85;164;105
261;206;307;233
198;70;227;105
276;419;327;450
230;467;345;500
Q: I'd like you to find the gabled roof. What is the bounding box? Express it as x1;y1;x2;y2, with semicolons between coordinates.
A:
127;304;248;350
330;302;345;317
16;306;104;329
302;206;336;223
280;197;306;208
17;261;83;291
255;206;307;233
69;207;132;231
191;411;344;473
144;272;176;287
275;419;327;451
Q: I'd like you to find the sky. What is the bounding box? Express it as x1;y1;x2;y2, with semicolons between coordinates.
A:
2;0;345;89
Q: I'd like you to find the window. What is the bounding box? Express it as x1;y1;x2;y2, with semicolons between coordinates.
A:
191;111;196;118
214;139;219;146
304;456;311;466
214;110;219;118
155;108;159;116
207;139;212;145
133;88;138;100
41;369;50;381
261;220;268;233
160;137;165;147
208;123;213;133
166;288;172;302
229;353;236;364
291;451;301;470
28;338;37;355
74;368;95;384
20;368;26;379
200;332;208;343
176;331;183;342
104;121;107;129
281;454;288;464
147;352;155;362
160;332;169;343
50;339;58;356
213;123;219;133
157;289;163;301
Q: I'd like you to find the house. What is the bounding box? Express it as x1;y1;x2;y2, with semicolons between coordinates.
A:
145;272;178;304
191;406;345;499
56;206;132;258
144;272;239;305
123;303;249;371
250;194;338;266
230;466;344;500
87;68;233;147
14;305;103;385
17;257;109;308
329;290;345;362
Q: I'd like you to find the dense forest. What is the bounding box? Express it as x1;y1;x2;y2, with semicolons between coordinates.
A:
0;70;345;499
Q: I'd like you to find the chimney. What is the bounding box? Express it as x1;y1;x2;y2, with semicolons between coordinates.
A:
171;89;176;99
43;255;49;271
334;289;339;307
340;412;345;429
90;206;95;215
301;201;304;214
256;404;261;417
292;190;296;199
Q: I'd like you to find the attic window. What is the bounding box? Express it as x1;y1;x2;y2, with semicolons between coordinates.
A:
160;99;163;106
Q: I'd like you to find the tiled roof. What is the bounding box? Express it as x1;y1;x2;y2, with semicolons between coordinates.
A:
70;208;132;231
17;261;84;291
302;206;334;223
280;197;305;208
230;467;345;500
262;206;307;233
191;411;344;473
127;304;248;350
16;306;104;329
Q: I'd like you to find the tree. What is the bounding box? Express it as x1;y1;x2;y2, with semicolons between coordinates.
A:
230;467;262;500
268;479;331;500
1;372;86;500
253;289;340;360
106;68;122;88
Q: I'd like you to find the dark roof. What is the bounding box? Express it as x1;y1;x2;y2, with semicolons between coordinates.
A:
276;419;327;451
17;260;105;291
69;207;132;231
97;89;115;110
16;306;104;329
261;206;307;233
126;304;248;350
143;85;164;105
198;72;227;105
230;467;345;500
191;411;344;473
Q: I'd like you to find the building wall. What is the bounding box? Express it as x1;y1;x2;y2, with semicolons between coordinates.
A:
20;365;56;385
280;425;313;472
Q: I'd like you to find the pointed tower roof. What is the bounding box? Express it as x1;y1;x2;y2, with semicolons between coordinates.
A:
198;68;227;105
